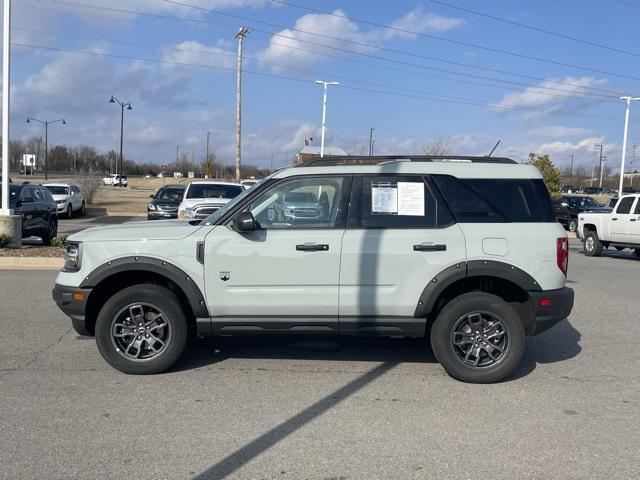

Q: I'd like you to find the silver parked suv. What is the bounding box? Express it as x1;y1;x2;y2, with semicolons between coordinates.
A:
52;156;574;383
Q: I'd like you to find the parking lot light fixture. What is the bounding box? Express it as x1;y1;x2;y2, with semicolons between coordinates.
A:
26;116;66;181
315;80;340;158
109;96;132;187
618;96;640;197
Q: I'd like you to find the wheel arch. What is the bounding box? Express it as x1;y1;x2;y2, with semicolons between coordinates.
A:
414;260;539;335
81;257;208;335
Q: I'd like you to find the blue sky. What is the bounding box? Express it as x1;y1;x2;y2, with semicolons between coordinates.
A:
5;0;640;172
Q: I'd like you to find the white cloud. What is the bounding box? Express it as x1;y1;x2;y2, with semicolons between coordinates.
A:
527;126;594;138
161;41;236;70
539;136;606;154
258;8;463;72
491;76;607;120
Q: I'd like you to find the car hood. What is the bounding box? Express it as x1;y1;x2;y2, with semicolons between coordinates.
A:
179;198;232;209
68;220;201;242
150;199;179;206
51;194;70;202
285;202;320;208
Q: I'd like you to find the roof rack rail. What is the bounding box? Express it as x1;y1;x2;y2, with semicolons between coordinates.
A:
296;155;517;167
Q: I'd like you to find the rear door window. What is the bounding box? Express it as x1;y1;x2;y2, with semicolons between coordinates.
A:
354;175;453;228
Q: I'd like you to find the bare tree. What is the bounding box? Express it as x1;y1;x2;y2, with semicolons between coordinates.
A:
422;137;452;156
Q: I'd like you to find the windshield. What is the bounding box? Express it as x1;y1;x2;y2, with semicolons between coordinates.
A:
186;183;244;199
567;197;601;209
201;176;273;226
45;186;70;196
155;187;184;201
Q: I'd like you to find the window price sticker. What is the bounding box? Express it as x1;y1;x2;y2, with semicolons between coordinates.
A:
371;181;425;216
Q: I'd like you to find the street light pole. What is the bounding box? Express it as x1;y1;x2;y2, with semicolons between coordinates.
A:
618;96;640;197
315;80;339;157
594;144;604;190
369;127;375;156
235;27;249;182
109;96;132;187
206;131;212;178
26;117;66;180
1;0;11;216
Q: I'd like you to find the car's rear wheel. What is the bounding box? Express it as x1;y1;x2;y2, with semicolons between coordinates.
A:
40;216;58;245
430;292;525;384
95;284;188;374
568;218;578;232
635;248;640;257
584;231;603;257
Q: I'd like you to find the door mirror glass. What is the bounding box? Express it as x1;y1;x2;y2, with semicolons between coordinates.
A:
233;211;258;232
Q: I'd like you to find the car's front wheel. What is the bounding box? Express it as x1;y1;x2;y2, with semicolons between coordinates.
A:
79;201;86;216
66;204;73;219
430;292;525;383
95;284;188;374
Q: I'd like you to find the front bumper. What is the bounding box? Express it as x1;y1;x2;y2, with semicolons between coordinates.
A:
52;283;93;336
529;287;574;335
147;211;178;220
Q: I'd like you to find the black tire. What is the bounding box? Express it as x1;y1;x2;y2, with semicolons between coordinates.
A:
635;248;640;257
430;292;525;384
66;204;73;219
568;218;578;233
583;231;603;257
95;284;188;374
80;201;86;216
40;216;58;246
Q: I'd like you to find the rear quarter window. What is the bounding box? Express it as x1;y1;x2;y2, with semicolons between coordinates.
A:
433;175;556;223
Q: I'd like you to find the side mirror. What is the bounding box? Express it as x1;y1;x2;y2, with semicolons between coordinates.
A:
233;211;258;232
561;202;569;208
149;194;154;198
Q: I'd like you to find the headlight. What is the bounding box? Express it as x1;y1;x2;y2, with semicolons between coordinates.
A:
285;208;294;216
56;199;66;204
184;208;195;218
62;242;82;272
148;203;156;210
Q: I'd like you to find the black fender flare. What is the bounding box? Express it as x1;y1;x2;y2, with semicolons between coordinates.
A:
80;256;209;317
414;260;541;318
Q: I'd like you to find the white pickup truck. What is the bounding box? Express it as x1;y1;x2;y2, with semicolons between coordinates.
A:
578;194;640;257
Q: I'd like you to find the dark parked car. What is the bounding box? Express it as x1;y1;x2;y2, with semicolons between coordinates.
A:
553;194;610;232
0;183;58;244
147;184;185;220
582;186;602;195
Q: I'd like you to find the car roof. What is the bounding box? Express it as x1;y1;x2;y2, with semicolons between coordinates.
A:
274;162;543;180
188;181;242;186
43;183;74;187
159;184;185;189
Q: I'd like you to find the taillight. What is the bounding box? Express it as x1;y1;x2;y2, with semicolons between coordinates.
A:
557;237;569;276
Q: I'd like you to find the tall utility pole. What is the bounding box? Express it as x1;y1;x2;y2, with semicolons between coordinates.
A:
1;0;11;216
618;96;640;197
206;131;213;178
26;117;66;180
235;27;249;182
569;154;574;185
368;128;375;156
315;80;339;157
595;144;604;189
176;144;180;164
109;96;132;187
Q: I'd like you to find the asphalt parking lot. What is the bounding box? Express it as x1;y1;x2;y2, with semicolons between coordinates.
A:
1;241;639;480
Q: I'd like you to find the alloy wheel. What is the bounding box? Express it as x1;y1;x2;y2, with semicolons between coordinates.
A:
450;311;509;368
110;303;172;361
585;236;594;252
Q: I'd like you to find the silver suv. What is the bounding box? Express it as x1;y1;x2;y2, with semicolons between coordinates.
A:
52;156;574;383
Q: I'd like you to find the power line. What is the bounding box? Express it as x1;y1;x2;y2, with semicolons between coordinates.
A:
430;0;640;59
20;0;633;97
615;0;640;9
13;25;622;105
9;40;633;123
263;0;640;80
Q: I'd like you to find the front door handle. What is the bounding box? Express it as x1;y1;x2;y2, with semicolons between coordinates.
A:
612;218;618;221
414;243;447;252
296;243;329;251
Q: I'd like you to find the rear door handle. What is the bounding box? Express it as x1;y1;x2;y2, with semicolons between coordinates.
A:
296;243;329;251
414;243;447;252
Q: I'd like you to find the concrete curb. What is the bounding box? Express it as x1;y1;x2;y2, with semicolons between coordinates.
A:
0;257;64;270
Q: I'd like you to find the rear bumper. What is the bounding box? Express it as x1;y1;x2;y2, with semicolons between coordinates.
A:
529;287;574;335
52;283;93;336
